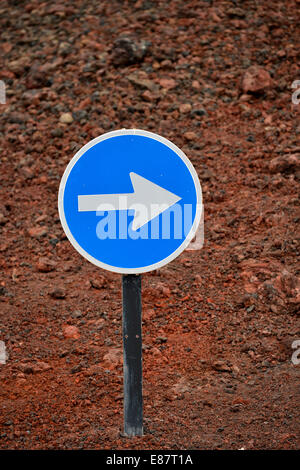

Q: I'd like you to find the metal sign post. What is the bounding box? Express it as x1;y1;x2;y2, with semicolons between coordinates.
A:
122;274;143;437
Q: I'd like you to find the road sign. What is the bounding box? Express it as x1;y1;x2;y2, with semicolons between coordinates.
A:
58;129;202;274
58;129;203;437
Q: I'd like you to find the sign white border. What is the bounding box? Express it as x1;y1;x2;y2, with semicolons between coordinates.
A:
58;129;202;274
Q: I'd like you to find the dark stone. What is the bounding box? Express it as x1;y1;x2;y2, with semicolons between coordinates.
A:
111;36;150;66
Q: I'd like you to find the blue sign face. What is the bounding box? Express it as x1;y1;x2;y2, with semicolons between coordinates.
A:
58;129;202;274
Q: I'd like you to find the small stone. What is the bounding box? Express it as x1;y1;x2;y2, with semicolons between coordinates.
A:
70;364;83;374
192;108;207;117
241;66;272;94
22;89;43;105
26;64;52;89
94;318;105;330
90;276;106;289
58;42;72;57
227;7;246;18
18;363;33;374
0;213;8;225
260;269;300;313
155;336;168;344
239;94;252;102
49;238;59;247
142;90;159;102
151;347;162;356
63;325;80;339
36;257;57;273
19;361;51;374
19;167;34;180
269;154;300;174
212;360;232;372
192;80;201;90
59;112;73;124
0;287;7;296
264;115;273;125
8;57;31;75
171;377;190;395
72;310;83;318
49;287;66;299
51;128;64;138
102;348;123;370
200;169;213;181
201;400;213;408
111;36;149;66
210;11;222;22
154;283;171;297
83;365;104;376
274;270;300;297
179;103;192;114
230;404;242;412
277;50;286;58
34;361;51;373
239;293;257;307
8;112;30;124
17;372;25;379
159;78;176;90
270;304;279;313
184;131;197;141
127;73;158;91
28;226;48;238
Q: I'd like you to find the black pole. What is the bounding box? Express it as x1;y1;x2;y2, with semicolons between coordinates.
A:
122;274;143;437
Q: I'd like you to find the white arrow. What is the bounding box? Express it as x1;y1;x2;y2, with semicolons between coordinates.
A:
78;172;182;231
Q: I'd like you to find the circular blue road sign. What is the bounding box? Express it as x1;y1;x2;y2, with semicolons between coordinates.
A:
58;129;202;274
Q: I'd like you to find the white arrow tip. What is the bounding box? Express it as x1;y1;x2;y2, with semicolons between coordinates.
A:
129;172;182;231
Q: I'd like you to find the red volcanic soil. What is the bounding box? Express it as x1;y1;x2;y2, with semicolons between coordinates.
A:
0;0;299;450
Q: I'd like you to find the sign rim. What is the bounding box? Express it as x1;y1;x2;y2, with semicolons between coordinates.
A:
58;129;202;274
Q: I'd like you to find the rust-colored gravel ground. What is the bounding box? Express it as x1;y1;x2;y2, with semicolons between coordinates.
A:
0;0;299;450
